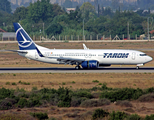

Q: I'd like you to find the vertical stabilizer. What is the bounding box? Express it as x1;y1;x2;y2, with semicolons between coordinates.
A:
13;23;36;50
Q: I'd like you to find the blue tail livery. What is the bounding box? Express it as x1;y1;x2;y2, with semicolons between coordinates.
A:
13;23;36;50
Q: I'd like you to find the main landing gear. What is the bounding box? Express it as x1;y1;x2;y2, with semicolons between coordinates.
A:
136;66;139;69
75;65;81;70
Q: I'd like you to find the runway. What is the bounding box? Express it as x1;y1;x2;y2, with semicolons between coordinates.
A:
0;67;154;73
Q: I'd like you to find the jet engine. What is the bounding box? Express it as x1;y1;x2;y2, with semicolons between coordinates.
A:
81;60;99;69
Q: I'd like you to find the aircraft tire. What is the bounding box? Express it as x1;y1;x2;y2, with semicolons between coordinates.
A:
136;66;139;69
75;66;80;70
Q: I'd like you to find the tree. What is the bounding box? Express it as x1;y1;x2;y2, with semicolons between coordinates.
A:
45;23;63;36
28;0;53;23
0;0;11;13
12;7;28;22
101;7;113;17
27;0;64;23
0;10;13;30
80;2;96;20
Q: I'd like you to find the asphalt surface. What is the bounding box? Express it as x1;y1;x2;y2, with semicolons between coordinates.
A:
0;67;154;73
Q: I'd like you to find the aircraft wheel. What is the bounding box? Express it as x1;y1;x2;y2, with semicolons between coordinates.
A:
136;66;139;69
75;66;80;70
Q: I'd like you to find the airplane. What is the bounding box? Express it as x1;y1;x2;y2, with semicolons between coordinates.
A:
8;23;153;69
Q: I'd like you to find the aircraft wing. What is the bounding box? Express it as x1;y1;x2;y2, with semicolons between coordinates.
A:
57;57;85;65
36;47;85;65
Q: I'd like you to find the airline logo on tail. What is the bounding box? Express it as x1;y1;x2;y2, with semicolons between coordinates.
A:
16;28;33;48
13;23;36;50
19;31;30;44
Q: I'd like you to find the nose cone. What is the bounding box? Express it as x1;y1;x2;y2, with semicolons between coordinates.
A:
147;56;153;62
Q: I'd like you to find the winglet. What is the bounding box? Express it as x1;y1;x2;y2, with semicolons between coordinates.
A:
83;44;89;50
36;47;44;57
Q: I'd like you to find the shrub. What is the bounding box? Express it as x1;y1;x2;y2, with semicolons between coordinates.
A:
58;87;71;107
144;114;154;120
30;112;48;120
19;81;30;85
98;83;102;85
16;87;25;92
27;98;42;107
18;93;29;98
109;111;127;120
115;100;133;107
0;98;17;110
126;114;141;120
0;88;14;99
138;94;154;102
17;98;28;108
72;81;75;84
100;88;143;102
48;93;59;105
91;86;99;91
32;86;38;91
62;82;66;85
80;98;110;107
71;97;86;107
5;82;10;85
92;108;109;120
92;92;101;98
101;83;108;90
19;82;30;85
72;90;92;99
146;87;154;93
92;80;99;83
12;82;17;85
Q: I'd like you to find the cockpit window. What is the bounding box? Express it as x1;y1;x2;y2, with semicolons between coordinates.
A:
140;54;147;56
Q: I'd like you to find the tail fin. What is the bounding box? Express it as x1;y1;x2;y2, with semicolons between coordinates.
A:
13;23;36;50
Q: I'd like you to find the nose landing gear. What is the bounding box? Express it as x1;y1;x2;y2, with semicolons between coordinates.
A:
136;64;143;69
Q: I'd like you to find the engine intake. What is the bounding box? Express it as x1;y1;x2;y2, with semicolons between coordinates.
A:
81;60;99;69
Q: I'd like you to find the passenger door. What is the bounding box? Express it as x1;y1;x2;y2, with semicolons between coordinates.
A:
132;52;136;60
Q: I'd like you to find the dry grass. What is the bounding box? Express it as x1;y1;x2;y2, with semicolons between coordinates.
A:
138;94;154;102
0;73;154;90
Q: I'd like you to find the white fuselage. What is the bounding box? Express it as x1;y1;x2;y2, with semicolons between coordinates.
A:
18;49;153;66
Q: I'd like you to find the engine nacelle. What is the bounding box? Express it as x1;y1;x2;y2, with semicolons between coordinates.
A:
81;60;99;69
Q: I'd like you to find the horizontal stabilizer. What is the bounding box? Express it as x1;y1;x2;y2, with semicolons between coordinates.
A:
2;50;28;54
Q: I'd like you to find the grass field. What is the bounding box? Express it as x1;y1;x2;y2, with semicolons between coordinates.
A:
0;73;154;90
